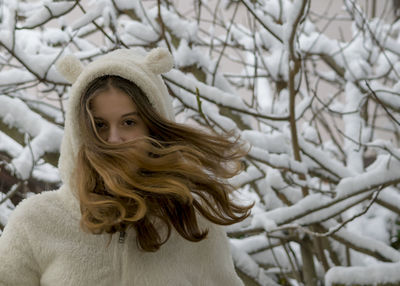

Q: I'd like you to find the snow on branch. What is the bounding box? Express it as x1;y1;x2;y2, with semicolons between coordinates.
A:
19;1;77;29
0;95;62;179
1;0;400;285
325;262;400;286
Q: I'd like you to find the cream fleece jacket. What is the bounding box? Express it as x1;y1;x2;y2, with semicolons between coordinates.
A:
0;48;244;286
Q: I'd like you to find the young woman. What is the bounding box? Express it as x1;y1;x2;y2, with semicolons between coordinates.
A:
0;48;252;285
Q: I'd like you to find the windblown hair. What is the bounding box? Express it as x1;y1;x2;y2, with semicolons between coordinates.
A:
74;75;253;252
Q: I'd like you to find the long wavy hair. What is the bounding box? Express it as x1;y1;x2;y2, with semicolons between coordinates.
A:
74;75;253;252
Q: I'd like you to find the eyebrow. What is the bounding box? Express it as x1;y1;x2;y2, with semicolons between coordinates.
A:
93;112;138;120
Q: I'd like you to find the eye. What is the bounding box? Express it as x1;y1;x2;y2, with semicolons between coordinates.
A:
123;119;136;126
95;121;107;129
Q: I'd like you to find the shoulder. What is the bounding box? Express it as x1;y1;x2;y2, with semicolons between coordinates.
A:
6;190;63;227
3;188;81;246
197;212;227;236
195;214;231;251
0;190;61;250
11;190;60;216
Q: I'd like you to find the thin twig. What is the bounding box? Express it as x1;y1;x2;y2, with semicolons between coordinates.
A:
365;81;400;126
211;1;239;86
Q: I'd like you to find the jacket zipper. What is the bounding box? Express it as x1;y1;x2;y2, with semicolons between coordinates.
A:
119;231;126;243
113;231;127;283
120;231;128;284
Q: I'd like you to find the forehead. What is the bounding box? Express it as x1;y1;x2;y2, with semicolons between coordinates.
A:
90;87;138;116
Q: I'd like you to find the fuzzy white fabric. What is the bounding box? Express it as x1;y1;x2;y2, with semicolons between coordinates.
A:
0;48;244;286
55;53;84;83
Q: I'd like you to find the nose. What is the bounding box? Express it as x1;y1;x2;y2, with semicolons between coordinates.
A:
107;126;123;144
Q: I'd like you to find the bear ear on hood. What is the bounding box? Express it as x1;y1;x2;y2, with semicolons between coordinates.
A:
55;54;84;83
144;47;174;74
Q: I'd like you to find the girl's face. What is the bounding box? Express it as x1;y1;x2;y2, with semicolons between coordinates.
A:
90;87;149;144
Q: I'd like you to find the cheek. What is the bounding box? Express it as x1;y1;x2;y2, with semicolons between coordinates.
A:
97;129;108;140
126;126;149;140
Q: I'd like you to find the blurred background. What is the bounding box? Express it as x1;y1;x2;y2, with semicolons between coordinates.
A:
1;0;400;285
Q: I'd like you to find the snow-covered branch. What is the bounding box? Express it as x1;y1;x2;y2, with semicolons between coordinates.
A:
1;0;400;284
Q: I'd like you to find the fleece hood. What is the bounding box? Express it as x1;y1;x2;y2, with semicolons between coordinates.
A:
55;47;175;189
